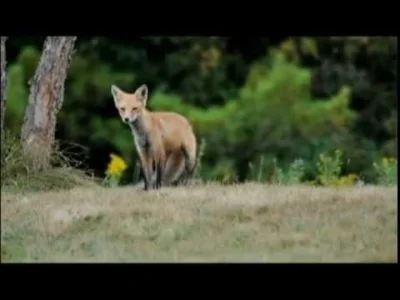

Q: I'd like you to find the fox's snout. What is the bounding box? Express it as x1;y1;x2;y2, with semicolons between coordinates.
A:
121;114;138;124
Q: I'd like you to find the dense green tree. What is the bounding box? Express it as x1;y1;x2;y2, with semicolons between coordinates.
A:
4;36;397;183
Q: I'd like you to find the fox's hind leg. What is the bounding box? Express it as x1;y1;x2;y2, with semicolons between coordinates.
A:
155;152;166;189
139;153;156;191
162;152;185;187
178;139;197;186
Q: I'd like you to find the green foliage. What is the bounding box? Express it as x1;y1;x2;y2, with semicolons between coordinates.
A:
316;149;344;186
308;37;397;157
247;155;270;183
336;174;359;187
247;156;306;185
285;159;307;184
269;158;306;185
63;53;135;161
6;45;136;170
4;46;39;133
314;149;361;187
373;157;397;186
3;37;397;187
228;51;357;181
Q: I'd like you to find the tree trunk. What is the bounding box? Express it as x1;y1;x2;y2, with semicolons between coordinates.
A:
21;36;77;169
1;36;7;139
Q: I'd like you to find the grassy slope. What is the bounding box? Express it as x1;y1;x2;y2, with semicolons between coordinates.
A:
1;183;397;262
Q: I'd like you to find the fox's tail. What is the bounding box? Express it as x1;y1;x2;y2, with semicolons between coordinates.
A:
192;136;204;177
181;134;200;183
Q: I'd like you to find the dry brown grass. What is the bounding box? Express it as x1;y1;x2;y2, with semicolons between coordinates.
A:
1;183;397;262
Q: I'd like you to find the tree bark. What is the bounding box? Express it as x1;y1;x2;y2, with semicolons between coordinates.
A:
21;36;77;169
1;36;7;139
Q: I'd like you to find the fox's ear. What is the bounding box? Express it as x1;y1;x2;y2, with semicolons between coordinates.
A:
134;84;148;106
111;84;122;103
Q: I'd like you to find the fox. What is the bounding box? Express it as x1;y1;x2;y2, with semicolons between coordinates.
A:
111;83;198;190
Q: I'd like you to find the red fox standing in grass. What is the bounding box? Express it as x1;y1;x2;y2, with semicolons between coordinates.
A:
111;83;198;190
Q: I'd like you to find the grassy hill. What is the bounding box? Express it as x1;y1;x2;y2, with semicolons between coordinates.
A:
1;183;397;262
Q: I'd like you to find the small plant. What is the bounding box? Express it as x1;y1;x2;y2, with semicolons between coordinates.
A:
286;158;306;184
373;157;397;186
248;155;269;183
103;153;128;187
271;158;306;185
270;158;285;184
211;160;238;184
316;149;343;186
315;149;361;187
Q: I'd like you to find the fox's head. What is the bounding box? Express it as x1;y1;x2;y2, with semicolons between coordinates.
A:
111;84;148;124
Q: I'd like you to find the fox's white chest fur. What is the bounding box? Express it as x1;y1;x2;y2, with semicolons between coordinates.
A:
129;120;157;185
129;122;148;153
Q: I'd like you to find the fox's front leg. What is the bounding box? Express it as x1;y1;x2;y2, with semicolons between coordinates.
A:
155;162;163;189
141;154;154;191
155;152;166;189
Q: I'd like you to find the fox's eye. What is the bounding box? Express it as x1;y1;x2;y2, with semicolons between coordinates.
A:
120;108;125;112
132;107;138;112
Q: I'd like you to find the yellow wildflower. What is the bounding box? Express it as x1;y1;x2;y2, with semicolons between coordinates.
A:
106;153;128;176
